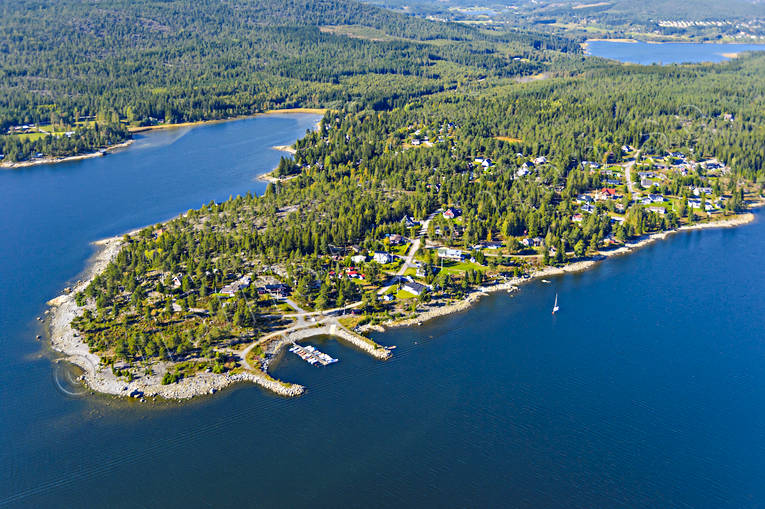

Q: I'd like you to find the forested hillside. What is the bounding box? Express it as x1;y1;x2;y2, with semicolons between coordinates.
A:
0;0;580;161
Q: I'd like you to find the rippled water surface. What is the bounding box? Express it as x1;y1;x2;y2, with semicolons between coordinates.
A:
587;40;765;65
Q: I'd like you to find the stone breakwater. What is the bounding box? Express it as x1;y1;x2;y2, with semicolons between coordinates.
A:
82;368;304;400
278;324;391;360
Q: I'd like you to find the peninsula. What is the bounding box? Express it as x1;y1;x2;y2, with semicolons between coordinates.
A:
15;0;763;401
47;53;765;398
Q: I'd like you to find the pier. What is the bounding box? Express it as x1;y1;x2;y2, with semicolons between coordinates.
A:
289;343;338;366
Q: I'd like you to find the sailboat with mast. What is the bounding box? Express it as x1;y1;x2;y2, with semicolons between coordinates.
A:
552;293;559;315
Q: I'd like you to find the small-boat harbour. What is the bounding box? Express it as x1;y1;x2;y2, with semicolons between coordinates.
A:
289;343;339;366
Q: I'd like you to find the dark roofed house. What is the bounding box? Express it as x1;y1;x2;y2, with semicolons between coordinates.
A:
389;234;404;245
402;281;428;296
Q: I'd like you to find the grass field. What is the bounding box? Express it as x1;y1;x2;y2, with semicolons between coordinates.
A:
439;259;483;276
395;289;416;300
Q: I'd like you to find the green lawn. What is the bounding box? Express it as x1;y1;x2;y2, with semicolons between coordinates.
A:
395;289;416;300
439;259;483;275
12;132;51;142
388;243;410;256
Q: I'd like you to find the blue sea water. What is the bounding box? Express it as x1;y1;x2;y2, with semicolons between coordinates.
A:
1;114;765;507
586;40;765;65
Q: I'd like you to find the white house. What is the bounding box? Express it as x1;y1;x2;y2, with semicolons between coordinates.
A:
221;275;252;296
373;252;394;264
437;247;464;260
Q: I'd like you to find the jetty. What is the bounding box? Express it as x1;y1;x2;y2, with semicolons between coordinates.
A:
289;343;338;366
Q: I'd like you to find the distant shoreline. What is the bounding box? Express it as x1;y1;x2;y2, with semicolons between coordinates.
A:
129;108;328;133
584;38;765;51
2;109;328;170
0;140;134;170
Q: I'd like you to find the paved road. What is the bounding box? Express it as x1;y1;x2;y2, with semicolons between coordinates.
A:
377;211;438;295
623;150;641;195
238;314;351;371
397;237;421;276
280;300;363;319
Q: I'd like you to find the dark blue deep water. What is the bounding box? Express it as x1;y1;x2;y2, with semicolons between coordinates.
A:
586;40;765;65
2;114;765;507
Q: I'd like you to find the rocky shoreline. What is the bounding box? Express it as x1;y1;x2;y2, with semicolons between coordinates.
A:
362;212;758;332
1;140;134;170
46;210;756;402
46;232;305;401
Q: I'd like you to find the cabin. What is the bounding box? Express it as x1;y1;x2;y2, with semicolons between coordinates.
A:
402;281;427;296
220;275;252;296
346;268;365;280
373;252;394;264
641;178;661;189
515;167;530;178
443;207;461;220
264;283;290;298
597;188;617;200
521;237;543;248
437;247;464;260
693;187;713;197
388;234;404;245
401;215;418;228
351;254;367;264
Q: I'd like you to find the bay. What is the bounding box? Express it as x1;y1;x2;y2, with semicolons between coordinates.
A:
586;40;765;65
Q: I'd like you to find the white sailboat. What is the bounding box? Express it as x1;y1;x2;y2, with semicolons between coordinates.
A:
552;293;559;314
